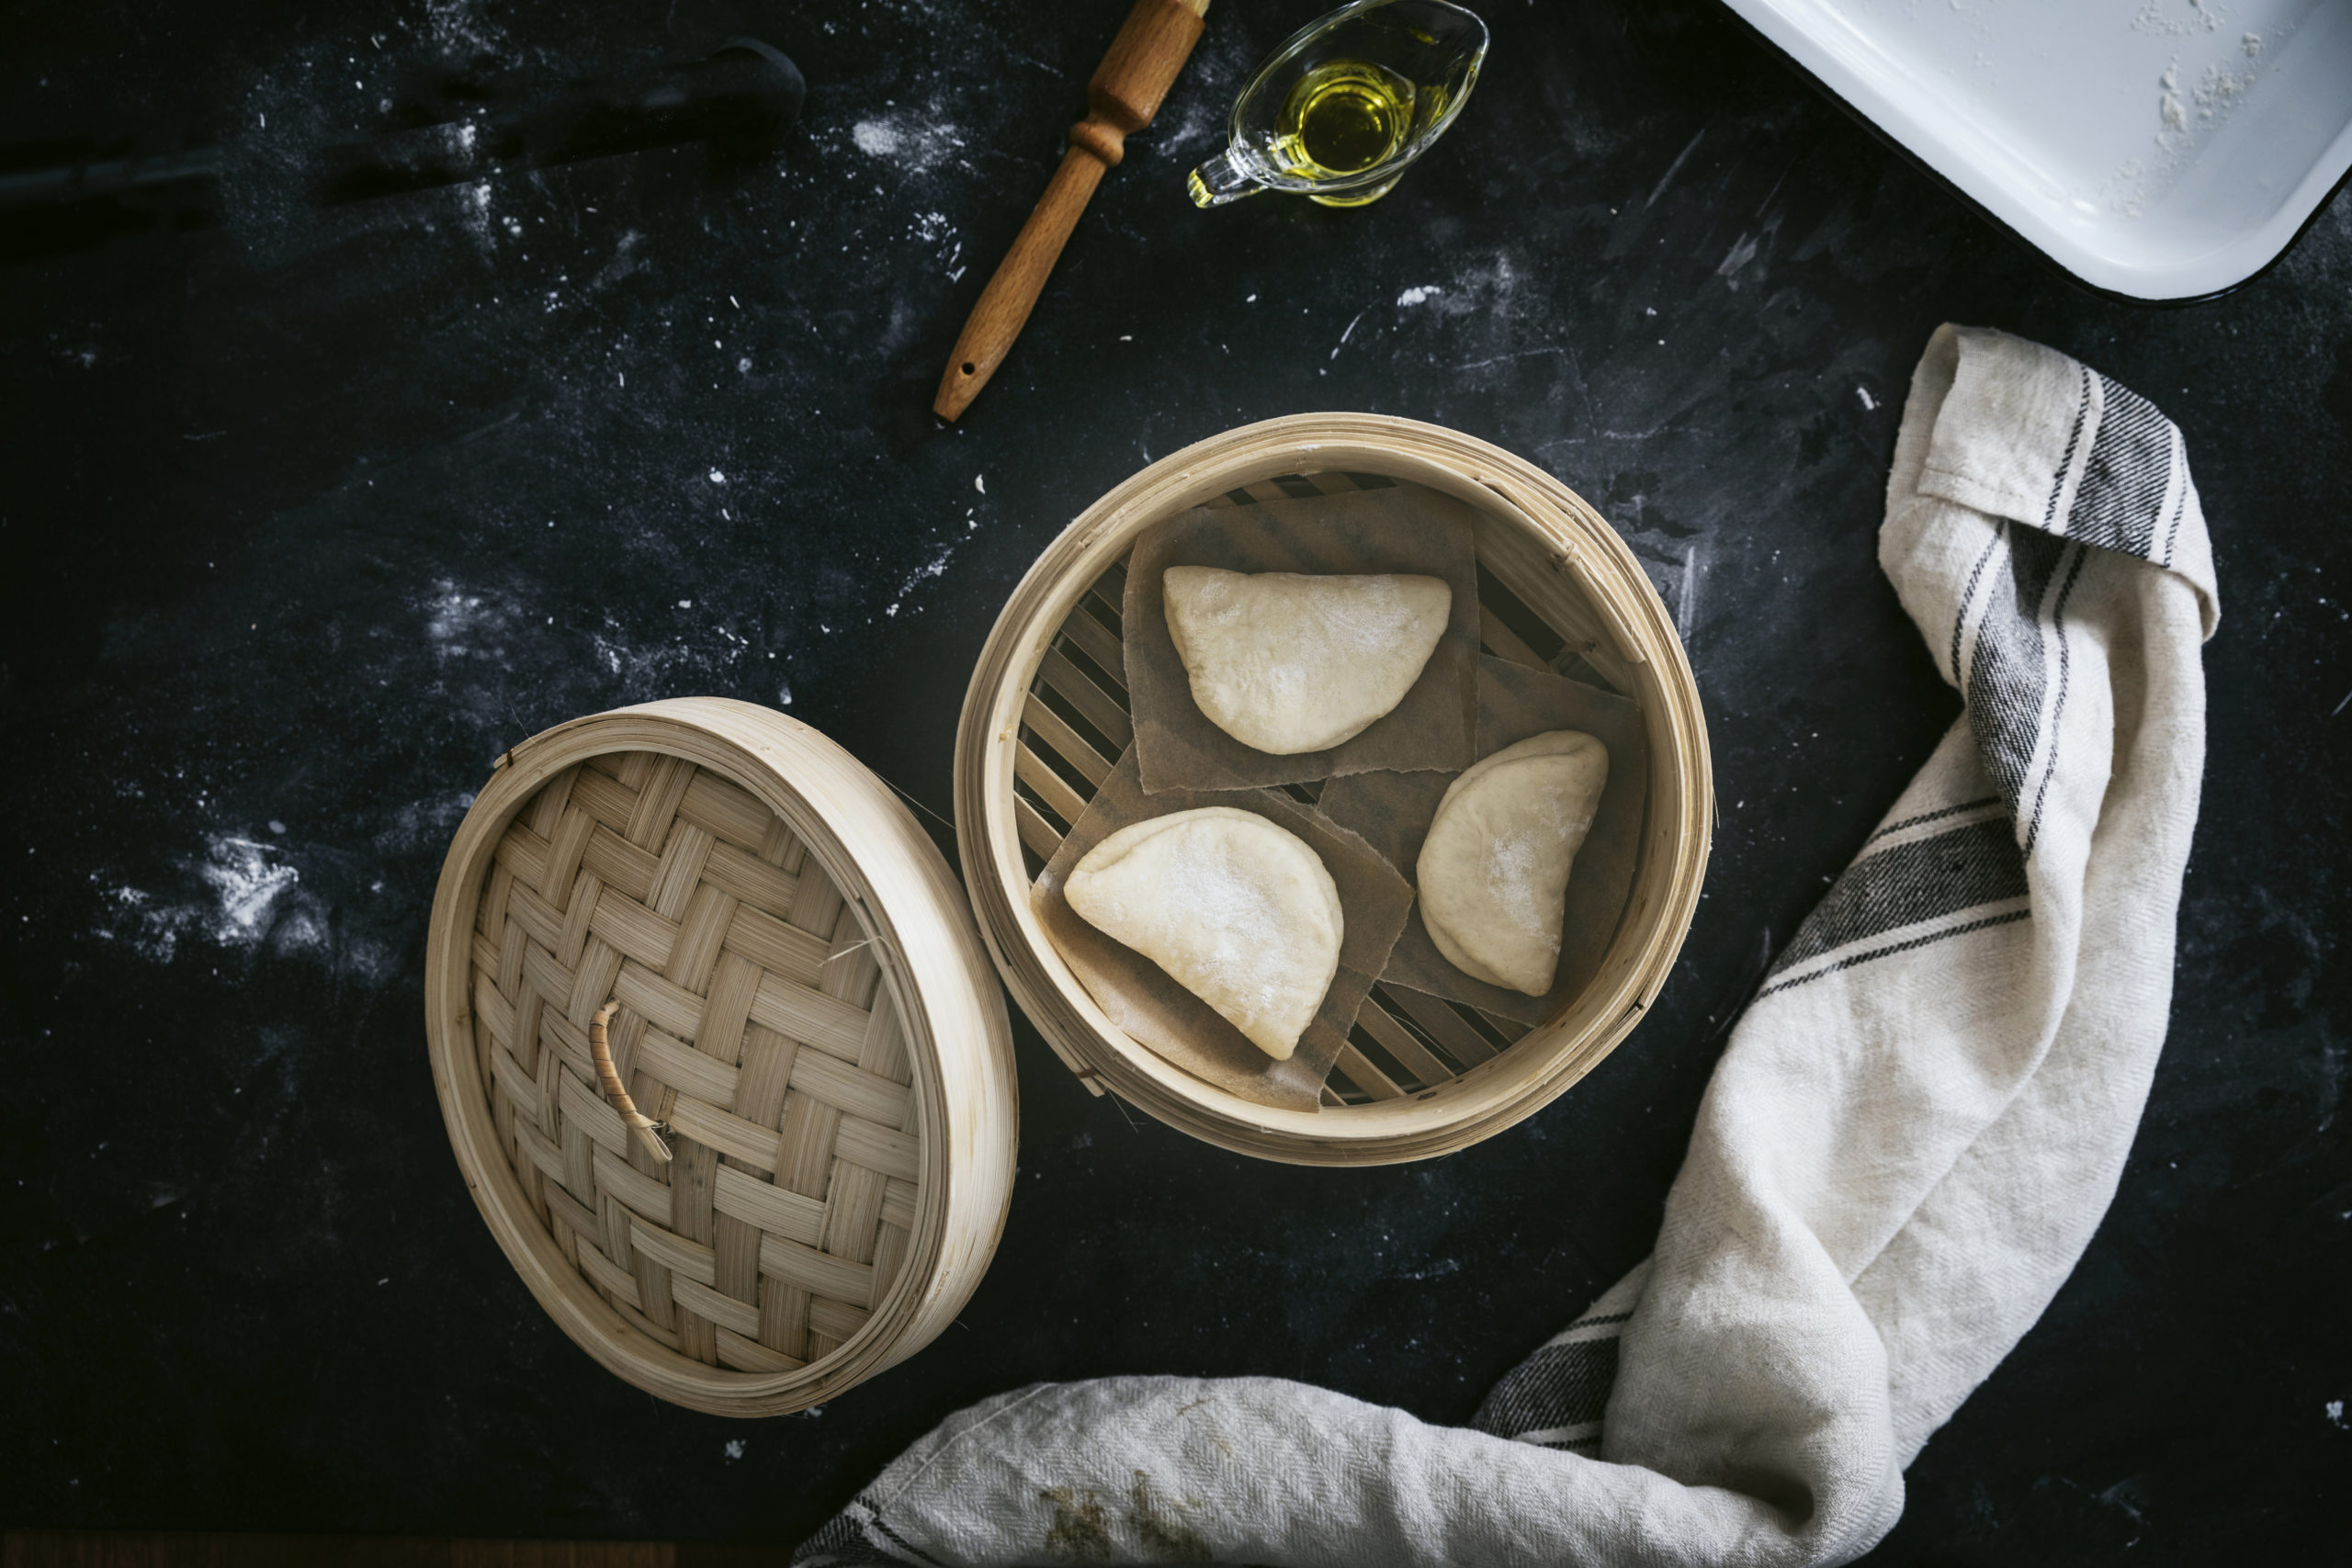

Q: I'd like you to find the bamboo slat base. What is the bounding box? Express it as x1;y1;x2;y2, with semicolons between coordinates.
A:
1011;470;1592;1108
956;415;1713;1164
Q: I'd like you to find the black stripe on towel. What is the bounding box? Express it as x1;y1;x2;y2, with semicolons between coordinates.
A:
1472;1337;1622;1442
2069;375;2177;559
1948;523;2006;685
1964;525;2066;819
1767;816;2027;980
2040;367;2092;532
1862;795;2004;847
2021;543;2088;858
1759;908;2031;1000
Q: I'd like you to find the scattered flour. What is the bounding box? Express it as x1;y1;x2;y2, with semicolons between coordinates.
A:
2190;55;2259;118
424;580;510;662
2160;62;2187;129
446;179;498;252
849;115;966;175
1402;253;1523;328
909;211;964;278
593;627;704;687
883;536;962;618
98;834;320;963
198;837;304;943
2132;0;2228;37
424;0;505;55
2104;7;2297;218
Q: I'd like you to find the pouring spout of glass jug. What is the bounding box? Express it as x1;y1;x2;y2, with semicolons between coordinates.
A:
1186;149;1265;207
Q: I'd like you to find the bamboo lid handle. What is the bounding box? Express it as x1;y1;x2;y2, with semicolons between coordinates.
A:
589;1000;673;1163
933;0;1209;422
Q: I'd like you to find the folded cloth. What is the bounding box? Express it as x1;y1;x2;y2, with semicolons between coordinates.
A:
793;324;2220;1568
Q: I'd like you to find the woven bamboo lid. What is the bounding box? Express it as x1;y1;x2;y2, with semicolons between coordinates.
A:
424;698;1016;1416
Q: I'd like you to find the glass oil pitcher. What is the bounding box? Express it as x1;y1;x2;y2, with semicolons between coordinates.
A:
1187;0;1487;209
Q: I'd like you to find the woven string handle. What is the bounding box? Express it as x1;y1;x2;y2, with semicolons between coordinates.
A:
590;1000;673;1163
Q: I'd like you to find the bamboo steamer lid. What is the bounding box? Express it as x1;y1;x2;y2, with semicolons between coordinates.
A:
424;698;1016;1416
956;414;1713;1165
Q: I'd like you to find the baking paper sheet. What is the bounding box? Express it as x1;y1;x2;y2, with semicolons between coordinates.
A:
1122;482;1482;795
1032;747;1414;1112
1318;655;1647;1026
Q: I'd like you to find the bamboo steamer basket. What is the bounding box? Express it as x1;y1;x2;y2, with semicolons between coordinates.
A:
424;698;1016;1416
956;414;1712;1165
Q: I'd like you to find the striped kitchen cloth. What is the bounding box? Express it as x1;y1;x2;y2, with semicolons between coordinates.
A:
796;323;2219;1567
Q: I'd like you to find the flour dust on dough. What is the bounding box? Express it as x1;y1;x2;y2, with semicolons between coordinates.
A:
1417;729;1610;997
1162;566;1452;755
1065;807;1342;1061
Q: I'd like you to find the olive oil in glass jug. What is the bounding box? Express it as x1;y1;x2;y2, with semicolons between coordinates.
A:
1188;0;1487;209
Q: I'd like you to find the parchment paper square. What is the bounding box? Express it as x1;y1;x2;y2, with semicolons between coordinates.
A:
1123;482;1481;794
1317;656;1647;1026
1032;748;1414;1112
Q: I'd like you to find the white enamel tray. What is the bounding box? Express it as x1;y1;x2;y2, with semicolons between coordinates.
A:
1719;0;2352;301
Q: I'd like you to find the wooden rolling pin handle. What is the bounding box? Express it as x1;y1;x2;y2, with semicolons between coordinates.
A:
1067;118;1126;168
933;0;1207;422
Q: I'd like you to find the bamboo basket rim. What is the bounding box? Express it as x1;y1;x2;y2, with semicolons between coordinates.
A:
954;414;1713;1164
424;697;1017;1415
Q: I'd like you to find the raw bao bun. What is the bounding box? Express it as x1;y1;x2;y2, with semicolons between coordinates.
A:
1065;807;1344;1061
1417;730;1611;997
1163;566;1452;755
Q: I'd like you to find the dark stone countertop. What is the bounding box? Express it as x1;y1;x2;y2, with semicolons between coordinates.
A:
2;0;2346;1558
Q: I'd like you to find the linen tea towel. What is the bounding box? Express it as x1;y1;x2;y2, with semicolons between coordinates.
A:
796;323;2219;1567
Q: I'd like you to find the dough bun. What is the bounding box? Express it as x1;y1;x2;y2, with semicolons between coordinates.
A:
1065;807;1343;1061
1163;566;1452;755
1417;730;1610;997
